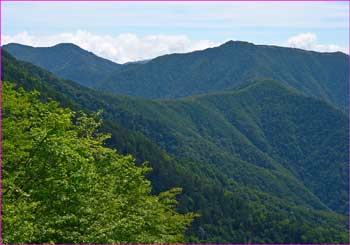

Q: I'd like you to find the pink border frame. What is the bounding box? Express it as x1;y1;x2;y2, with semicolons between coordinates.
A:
0;0;349;244
0;0;349;2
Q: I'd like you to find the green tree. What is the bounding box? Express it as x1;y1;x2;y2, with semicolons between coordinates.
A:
2;82;195;244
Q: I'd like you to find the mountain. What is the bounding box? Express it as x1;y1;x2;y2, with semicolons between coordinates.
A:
3;43;121;88
5;41;348;109
101;41;348;108
2;50;348;243
91;79;349;214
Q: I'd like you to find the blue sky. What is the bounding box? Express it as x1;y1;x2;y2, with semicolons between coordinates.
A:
3;1;349;63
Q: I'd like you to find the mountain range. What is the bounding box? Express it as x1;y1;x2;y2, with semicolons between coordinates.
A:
4;41;348;109
2;41;349;243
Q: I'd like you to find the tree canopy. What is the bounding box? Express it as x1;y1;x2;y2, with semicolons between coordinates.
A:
2;82;195;244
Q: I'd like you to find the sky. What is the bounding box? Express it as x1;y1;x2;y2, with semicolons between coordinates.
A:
2;1;349;63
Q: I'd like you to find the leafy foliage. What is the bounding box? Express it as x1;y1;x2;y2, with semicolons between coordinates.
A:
3;82;194;244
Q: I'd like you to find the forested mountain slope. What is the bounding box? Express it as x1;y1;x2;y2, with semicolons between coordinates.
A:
102;41;348;109
2;50;348;243
5;41;348;109
3;43;121;88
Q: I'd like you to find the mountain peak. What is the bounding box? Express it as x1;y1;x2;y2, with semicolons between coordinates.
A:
220;40;255;48
3;42;121;88
51;43;82;49
3;42;34;49
4;42;81;50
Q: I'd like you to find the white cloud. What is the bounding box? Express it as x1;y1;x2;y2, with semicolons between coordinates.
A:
286;33;348;54
2;31;219;63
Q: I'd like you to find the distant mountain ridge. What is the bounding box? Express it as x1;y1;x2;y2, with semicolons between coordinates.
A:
4;41;348;109
101;40;348;109
3;42;121;88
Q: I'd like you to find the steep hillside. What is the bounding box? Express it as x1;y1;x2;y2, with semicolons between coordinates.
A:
168;81;348;214
2;50;348;243
91;78;349;214
3;43;121;88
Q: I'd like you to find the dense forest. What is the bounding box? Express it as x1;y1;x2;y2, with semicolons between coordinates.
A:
2;45;349;243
